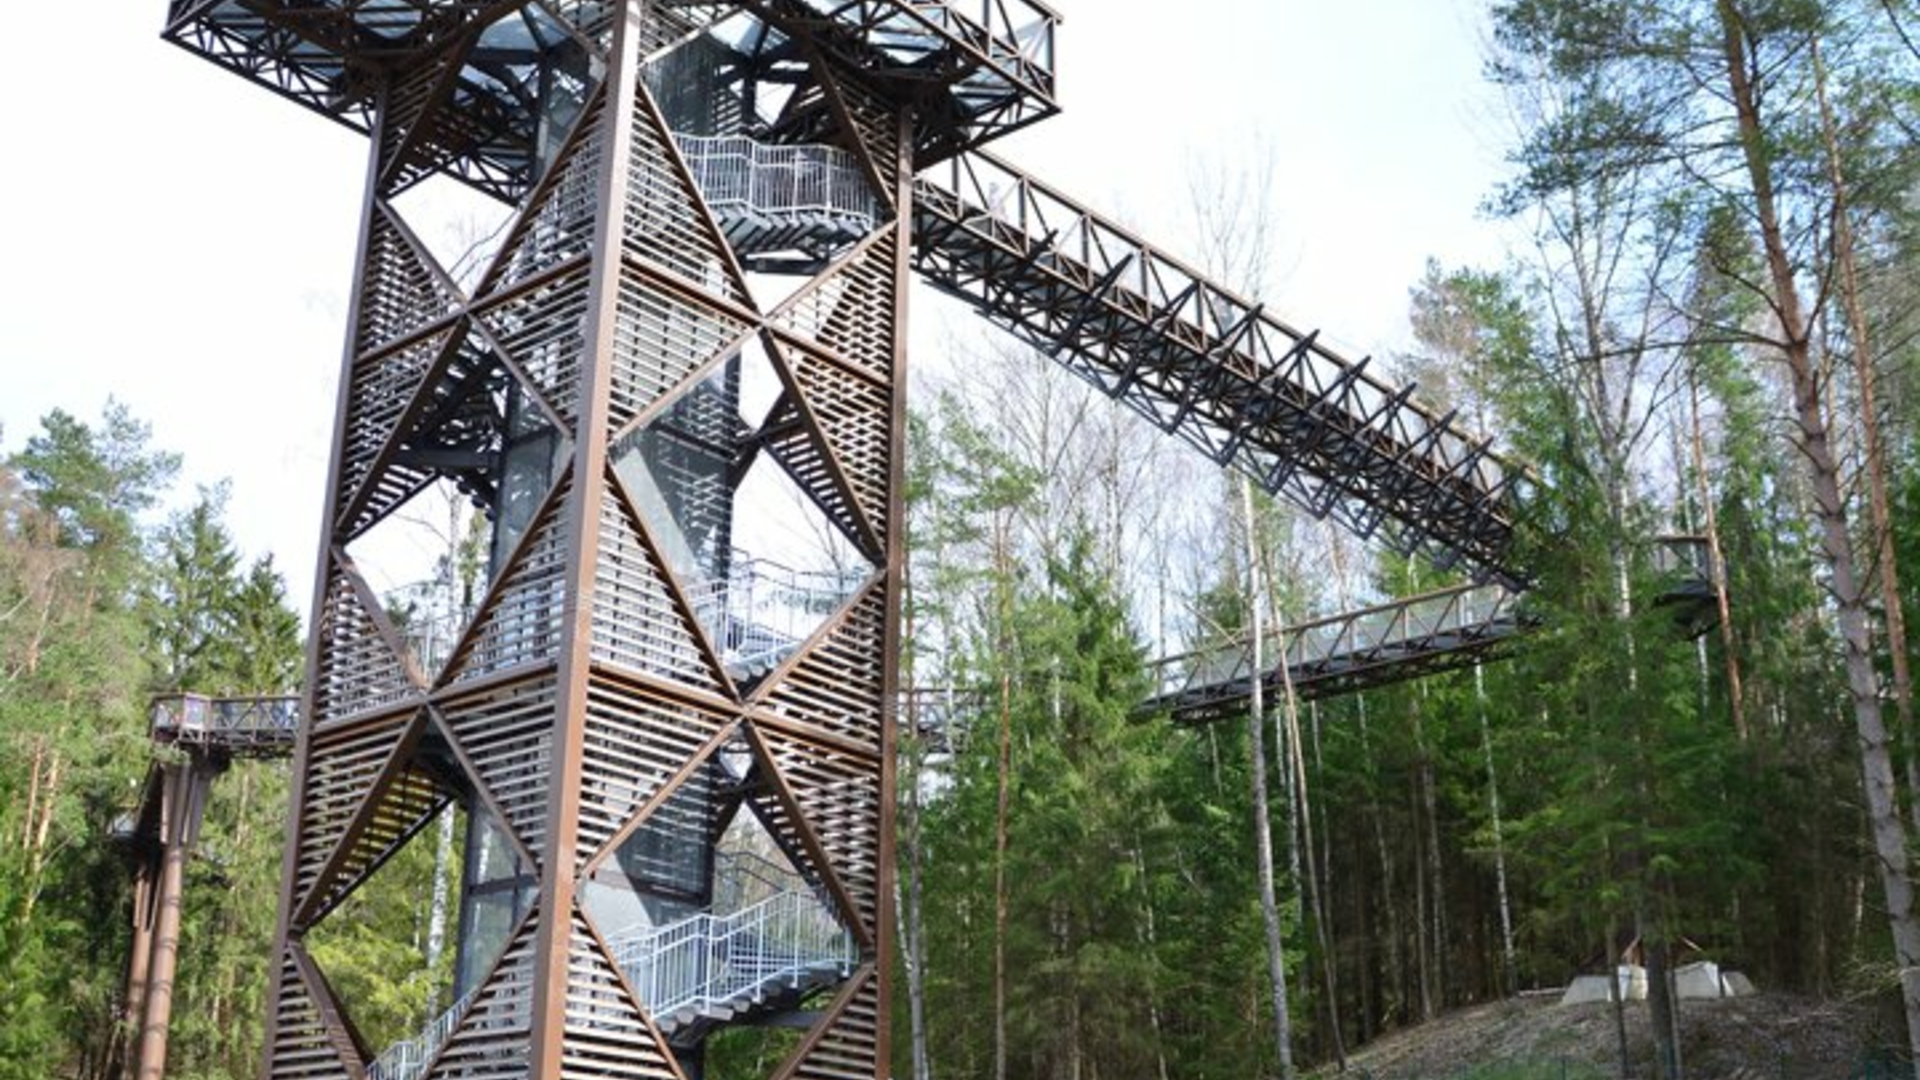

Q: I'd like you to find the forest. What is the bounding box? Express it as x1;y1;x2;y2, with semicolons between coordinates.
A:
4;1;1920;1078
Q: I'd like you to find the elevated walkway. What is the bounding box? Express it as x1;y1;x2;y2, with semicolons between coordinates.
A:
912;150;1529;588
1142;584;1530;726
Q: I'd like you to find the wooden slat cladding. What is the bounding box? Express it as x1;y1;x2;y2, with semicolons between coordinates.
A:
607;276;751;435
441;675;560;869
559;909;685;1079
354;205;459;356
621;82;751;307
338;330;451;526
753;725;883;941
575;676;731;872
291;711;417;918
756;584;888;755
773;235;901;386
267;8;904;1075
480;91;609;297
445;480;571;684
777;968;882;1080
427;913;539;1080
591;479;728;690
779;339;893;548
310;563;419;728
267;952;356;1080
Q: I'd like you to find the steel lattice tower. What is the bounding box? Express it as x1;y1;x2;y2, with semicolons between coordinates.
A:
164;2;1061;1076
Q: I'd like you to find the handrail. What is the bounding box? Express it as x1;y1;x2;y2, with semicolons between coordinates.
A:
365;985;482;1080
149;693;300;756
1143;583;1528;722
604;887;857;1028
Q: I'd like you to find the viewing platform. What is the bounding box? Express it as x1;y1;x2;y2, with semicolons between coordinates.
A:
164;0;1062;199
149;692;301;758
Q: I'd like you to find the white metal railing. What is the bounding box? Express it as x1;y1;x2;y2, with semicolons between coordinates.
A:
149;693;300;750
365;852;851;1077
366;985;482;1080
1150;584;1522;701
685;551;870;677
604;888;857;1030
675;135;879;236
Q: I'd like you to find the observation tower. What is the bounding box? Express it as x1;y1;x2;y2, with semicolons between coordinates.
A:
160;2;1523;1078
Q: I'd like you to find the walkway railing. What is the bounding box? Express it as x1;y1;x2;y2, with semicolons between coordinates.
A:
677;135;881;249
1143;584;1529;725
605;888;858;1032
149;693;300;757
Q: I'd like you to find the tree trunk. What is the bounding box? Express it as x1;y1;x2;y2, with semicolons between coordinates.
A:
1687;368;1747;741
1476;664;1519;995
1241;476;1296;1079
1280;640;1345;1067
1716;5;1920;1072
1812;36;1920;838
1358;695;1404;1028
1412;689;1446;1021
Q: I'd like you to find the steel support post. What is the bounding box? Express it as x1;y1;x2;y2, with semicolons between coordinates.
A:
131;758;218;1080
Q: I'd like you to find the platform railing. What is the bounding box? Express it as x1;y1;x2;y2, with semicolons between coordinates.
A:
678;135;881;234
149;693;300;755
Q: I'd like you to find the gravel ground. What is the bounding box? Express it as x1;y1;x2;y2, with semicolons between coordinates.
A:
1308;992;1897;1080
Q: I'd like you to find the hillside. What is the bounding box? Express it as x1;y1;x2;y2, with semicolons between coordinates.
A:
1313;992;1898;1079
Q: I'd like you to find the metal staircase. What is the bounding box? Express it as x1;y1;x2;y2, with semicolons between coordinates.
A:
686;552;871;681
367;851;855;1079
605;886;857;1037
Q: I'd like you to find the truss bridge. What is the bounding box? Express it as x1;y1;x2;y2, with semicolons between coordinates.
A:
912;149;1529;588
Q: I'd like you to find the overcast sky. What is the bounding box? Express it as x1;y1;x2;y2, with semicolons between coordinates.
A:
0;1;1516;611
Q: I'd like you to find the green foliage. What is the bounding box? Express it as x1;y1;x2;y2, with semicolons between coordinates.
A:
0;402;302;1079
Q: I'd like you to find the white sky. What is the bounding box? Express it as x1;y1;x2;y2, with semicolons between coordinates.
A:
0;1;1516;613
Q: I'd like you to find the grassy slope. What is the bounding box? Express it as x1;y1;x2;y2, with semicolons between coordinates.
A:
1308;992;1897;1079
